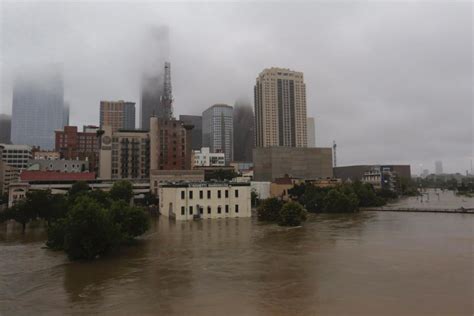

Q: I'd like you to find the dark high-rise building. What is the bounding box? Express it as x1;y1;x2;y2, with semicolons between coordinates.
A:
0;114;12;144
202;104;233;164
179;115;202;150
233;101;254;162
11;65;66;149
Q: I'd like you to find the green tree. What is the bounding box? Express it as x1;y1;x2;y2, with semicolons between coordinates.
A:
1;200;37;233
109;201;149;242
205;169;239;181
352;181;385;207
110;180;133;203
46;218;67;250
87;189;112;208
278;201;307;227
323;189;359;213
257;198;283;222
62;196;120;260
69;181;90;197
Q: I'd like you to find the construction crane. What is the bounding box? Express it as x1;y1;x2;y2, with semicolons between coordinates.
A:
333;140;337;167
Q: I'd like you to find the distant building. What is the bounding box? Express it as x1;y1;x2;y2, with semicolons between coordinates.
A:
232;103;254;162
159;181;251;220
202;104;233;164
11;65;67;149
333;165;411;182
362;166;400;191
55;126;99;173
27;159;89;173
0;114;11;144
435;161;443;175
179;115;202;150
83;125;100;133
0;144;33;170
254;67;307;148
422;169;430;178
251;181;271;200
193;147;225;167
33;150;60;160
307;117;315;147
100;100;136;132
253;147;333;182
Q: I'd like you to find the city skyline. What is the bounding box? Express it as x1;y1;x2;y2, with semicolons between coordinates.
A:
0;1;472;173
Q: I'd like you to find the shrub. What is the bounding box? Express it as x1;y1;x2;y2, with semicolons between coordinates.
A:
278;201;307;227
257;198;283;222
109;201;149;241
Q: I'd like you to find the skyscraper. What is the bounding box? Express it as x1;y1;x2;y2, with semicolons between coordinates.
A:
254;67;308;148
233;101;254;162
179;115;202;150
307;117;315;147
435;161;443;175
0;114;11;144
202;104;233;164
100;100;136;132
11;65;65;149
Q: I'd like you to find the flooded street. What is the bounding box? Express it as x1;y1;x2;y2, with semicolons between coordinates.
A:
0;211;473;315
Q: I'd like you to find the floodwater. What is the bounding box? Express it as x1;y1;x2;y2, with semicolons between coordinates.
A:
0;212;473;315
387;188;474;210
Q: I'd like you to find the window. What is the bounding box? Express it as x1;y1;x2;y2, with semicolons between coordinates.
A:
207;190;211;199
181;191;185;199
225;205;229;213
199;190;203;199
235;190;239;198
207;206;211;214
225;190;229;198
189;190;193;199
181;206;185;215
235;204;239;213
199;207;203;214
217;206;221;214
218;190;221;198
189;206;193;215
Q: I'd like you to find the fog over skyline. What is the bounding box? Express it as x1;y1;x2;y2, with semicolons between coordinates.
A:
1;1;472;174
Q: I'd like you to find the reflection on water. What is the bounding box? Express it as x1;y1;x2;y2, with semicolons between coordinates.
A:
388;189;474;209
0;212;472;315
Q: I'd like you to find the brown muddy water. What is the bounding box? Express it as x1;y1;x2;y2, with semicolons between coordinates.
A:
0;212;472;315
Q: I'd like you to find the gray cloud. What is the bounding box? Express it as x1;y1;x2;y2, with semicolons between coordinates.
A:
1;1;472;174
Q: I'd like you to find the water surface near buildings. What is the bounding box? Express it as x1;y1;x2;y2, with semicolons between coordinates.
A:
0;212;472;315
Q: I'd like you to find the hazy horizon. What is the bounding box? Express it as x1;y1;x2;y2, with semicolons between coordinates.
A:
1;1;472;174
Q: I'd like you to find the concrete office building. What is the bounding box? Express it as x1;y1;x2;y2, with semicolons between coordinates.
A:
150;117;193;171
0;161;20;194
159;181;251;220
334;165;412;182
0;114;11;144
193;147;225;167
0;144;33;170
253;147;333;181
55;126;99;173
11;65;68;149
307;117;316;147
100;100;136;132
202;104;233;164
98;126;150;180
254;67;307;148
33;150;60;160
179;115;202;150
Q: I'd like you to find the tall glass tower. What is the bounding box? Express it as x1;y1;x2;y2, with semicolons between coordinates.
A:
11;65;66;150
202;104;234;164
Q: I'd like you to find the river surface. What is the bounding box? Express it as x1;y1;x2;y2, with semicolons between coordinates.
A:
0;211;472;315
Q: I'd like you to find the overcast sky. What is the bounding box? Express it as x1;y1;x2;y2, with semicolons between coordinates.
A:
1;0;472;174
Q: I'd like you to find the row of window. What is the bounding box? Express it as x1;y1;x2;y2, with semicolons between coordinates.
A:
181;189;239;200
180;204;239;215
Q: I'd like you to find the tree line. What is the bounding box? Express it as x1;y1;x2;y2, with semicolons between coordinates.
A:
0;180;149;260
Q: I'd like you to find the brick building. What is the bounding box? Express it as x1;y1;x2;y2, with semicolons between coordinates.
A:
55;126;99;173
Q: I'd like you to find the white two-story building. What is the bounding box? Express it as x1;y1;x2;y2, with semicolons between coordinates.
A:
159;181;251;220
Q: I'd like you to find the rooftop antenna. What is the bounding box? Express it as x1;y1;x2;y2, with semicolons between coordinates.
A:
333;140;337;167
